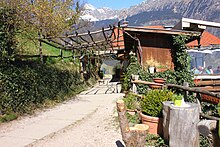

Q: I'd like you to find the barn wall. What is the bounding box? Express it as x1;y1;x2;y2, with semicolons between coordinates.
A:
139;32;174;69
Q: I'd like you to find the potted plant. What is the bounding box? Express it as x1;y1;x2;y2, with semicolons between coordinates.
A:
140;89;174;135
144;58;160;74
153;78;166;84
172;94;183;106
156;64;169;72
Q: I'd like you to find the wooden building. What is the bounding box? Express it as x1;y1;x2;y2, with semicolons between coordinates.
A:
122;26;200;70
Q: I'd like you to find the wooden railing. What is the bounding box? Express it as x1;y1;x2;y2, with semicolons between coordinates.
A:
130;79;220;146
132;79;220;104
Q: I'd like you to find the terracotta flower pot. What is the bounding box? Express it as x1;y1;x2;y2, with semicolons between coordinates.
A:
149;84;162;89
153;78;166;84
139;112;163;135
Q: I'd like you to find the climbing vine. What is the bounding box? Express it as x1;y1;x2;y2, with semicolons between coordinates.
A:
172;35;193;86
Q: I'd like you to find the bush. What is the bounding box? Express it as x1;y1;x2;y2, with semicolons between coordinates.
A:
123;93;140;110
122;55;191;94
123;93;140;124
0;60;89;115
140;89;174;117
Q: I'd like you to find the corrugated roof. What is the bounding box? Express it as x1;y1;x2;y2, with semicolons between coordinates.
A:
186;31;220;47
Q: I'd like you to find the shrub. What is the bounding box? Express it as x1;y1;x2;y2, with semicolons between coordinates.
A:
140;89;174;117
123;93;140;124
0;60;89;115
123;93;140;110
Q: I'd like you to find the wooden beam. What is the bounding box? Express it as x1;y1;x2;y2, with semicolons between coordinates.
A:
166;84;220;99
44;27;113;39
68;37;81;45
132;79;220;99
195;80;220;86
132;80;163;86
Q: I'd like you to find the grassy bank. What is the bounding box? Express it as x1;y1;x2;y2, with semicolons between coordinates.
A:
0;59;94;122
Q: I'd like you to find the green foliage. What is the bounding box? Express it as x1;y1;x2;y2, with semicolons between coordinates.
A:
200;102;218;116
140;89;174;117
1;0;82;37
0;8;17;62
0;60;88;115
172;94;183;101
145;134;167;146
123;54;194;94
126;112;139;125
0;112;17;122
123;93;140;124
122;59;142;91
172;35;194;85
123;93;140;110
199;135;211;147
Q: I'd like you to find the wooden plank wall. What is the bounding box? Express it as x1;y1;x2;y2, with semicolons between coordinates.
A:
139;33;174;69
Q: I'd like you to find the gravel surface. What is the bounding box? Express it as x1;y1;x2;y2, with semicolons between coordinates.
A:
29;96;124;147
0;85;125;147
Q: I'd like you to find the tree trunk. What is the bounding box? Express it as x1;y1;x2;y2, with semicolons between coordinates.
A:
116;100;149;147
197;120;220;147
162;101;200;147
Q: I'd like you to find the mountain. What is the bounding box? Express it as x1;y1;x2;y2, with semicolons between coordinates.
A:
81;3;120;22
81;0;220;37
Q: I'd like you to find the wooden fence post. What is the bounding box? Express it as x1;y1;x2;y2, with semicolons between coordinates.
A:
116;100;149;147
38;32;43;63
183;82;189;100
131;75;139;94
163;101;200;147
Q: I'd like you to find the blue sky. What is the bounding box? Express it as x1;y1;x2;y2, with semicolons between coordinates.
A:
85;0;144;9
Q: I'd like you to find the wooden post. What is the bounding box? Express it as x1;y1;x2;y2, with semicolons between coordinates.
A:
183;82;189;100
132;75;139;94
116;100;149;147
38;32;43;63
162;101;200;147
60;48;63;59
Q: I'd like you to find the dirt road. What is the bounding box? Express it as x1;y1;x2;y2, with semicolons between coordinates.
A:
0;84;124;147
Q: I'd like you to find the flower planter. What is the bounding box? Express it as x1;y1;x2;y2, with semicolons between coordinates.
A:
139;112;163;135
149;67;155;73
116;83;122;93
174;99;182;106
131;74;139;80
156;68;168;72
149;84;162;89
153;78;166;84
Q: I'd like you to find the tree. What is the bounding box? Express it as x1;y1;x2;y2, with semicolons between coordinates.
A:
1;0;82;37
0;7;18;62
0;0;82;61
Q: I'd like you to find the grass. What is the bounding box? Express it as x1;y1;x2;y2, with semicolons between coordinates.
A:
0;113;18;123
17;34;72;57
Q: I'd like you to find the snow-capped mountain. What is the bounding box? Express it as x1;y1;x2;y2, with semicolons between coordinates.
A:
81;3;120;21
81;0;220;37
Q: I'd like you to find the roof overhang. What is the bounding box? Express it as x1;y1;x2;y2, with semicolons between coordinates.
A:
124;26;200;36
174;18;220;31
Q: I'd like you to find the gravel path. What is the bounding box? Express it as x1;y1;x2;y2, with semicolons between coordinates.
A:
0;85;125;147
29;95;124;147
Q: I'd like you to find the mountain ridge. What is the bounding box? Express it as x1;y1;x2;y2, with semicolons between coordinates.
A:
81;0;220;37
